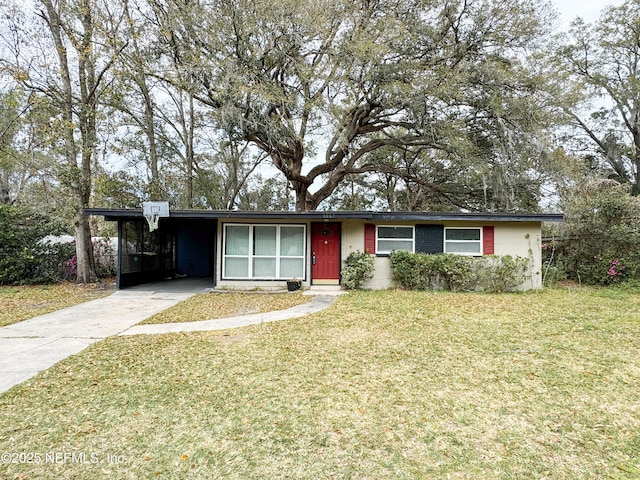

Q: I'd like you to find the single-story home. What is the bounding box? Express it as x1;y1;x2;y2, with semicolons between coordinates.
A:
85;208;563;290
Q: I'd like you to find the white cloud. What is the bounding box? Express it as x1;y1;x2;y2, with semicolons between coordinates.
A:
552;0;624;28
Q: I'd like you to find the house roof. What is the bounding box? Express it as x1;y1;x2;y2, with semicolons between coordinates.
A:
85;208;563;223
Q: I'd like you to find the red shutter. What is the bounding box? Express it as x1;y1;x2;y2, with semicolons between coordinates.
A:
364;223;376;254
483;226;494;255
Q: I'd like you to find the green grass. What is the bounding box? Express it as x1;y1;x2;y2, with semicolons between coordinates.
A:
1;288;640;478
0;281;115;327
140;291;311;324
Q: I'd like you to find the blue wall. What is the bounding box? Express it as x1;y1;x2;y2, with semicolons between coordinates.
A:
177;224;212;277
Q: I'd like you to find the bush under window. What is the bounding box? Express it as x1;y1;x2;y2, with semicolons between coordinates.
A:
389;251;529;293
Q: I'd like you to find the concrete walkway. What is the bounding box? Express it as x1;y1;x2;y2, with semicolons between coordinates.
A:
0;279;335;395
120;295;336;335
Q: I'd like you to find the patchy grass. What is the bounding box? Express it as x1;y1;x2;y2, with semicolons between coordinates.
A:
140;291;311;324
0;281;115;328
1;288;640;479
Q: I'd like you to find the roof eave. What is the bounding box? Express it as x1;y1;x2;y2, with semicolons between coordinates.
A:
85;208;563;223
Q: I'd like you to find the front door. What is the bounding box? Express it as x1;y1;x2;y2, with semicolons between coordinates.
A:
311;222;341;285
176;222;212;277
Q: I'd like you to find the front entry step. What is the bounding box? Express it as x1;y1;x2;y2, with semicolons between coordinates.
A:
311;279;340;285
303;285;346;296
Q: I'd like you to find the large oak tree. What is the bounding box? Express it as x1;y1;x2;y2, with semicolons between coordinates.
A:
151;0;556;211
559;0;640;194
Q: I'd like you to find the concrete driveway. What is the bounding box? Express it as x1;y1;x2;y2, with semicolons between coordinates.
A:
0;280;340;395
0;278;211;394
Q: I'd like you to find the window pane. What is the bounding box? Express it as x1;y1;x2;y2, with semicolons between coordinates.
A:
225;257;249;277
446;241;481;254
280;258;304;278
225;226;249;255
378;239;413;252
144;228;161;254
280;226;304;256
253;257;276;277
121;221;144;273
143;229;161;271
254;226;277;255
122;221;142;254
446;229;480;241
378;226;413;239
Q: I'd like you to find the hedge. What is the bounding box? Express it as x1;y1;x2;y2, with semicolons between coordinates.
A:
389;251;529;293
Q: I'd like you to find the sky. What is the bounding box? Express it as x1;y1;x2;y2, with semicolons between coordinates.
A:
552;0;624;28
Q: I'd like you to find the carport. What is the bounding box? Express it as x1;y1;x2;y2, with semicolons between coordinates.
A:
86;208;216;288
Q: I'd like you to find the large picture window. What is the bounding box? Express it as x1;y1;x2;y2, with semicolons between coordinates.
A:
376;226;414;254
444;227;482;255
223;224;306;279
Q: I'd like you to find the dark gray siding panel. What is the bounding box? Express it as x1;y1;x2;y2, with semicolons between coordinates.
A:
415;224;444;254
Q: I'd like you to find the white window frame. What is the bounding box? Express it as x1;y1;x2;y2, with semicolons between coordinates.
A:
444;227;483;256
376;225;415;255
222;223;306;280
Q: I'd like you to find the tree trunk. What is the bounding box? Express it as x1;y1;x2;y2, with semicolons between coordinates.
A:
74;209;96;283
145;94;161;200
293;181;311;211
39;0;98;284
1;175;9;204
185;93;195;208
75;147;96;283
76;0;98;283
633;130;640;196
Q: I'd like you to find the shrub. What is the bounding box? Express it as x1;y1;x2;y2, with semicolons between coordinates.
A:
93;237;117;278
388;250;424;290
389;252;476;291
572;256;638;286
542;264;566;287
541;240;567;286
341;251;375;290
390;251;529;293
476;255;530;293
555;180;640;285
437;254;476;292
0;205;75;285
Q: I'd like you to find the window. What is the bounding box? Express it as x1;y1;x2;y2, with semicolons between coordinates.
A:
444;227;482;255
223;224;306;279
376;226;414;254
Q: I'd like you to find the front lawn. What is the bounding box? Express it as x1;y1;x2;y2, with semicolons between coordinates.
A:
0;281;115;328
140;291;310;324
1;288;639;478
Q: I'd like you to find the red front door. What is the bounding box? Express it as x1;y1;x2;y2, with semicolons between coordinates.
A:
311;223;341;284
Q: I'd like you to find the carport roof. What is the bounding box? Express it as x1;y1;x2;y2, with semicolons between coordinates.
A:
86;208;563;223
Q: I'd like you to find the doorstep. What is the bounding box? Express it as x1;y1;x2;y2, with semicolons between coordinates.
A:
303;285;347;296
